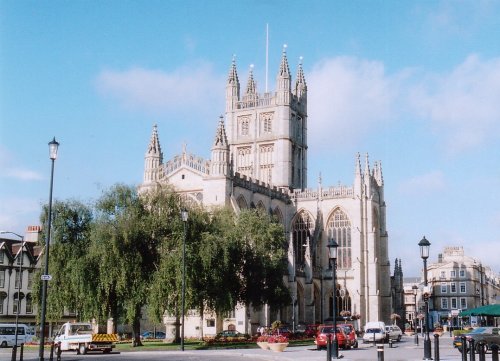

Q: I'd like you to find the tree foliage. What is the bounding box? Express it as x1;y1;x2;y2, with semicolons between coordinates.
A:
36;183;291;344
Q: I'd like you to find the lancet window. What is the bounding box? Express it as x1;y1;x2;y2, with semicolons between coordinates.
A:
292;212;312;272
327;209;352;270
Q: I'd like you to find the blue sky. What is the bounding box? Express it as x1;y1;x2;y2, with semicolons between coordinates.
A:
1;0;499;276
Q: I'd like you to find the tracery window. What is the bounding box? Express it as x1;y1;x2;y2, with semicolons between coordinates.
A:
260;112;273;134
259;144;274;184
292;212;311;270
327;209;352;269
239;117;250;136
237;147;252;177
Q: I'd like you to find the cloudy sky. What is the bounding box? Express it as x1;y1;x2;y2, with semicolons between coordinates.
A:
1;0;499;276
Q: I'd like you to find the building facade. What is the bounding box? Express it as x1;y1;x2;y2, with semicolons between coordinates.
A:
140;49;392;338
426;246;500;328
0;226;42;326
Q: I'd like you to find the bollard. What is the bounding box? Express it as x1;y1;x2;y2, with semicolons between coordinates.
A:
477;341;486;361
20;343;24;361
56;342;62;361
11;345;17;361
389;338;393;348
434;333;440;361
469;338;475;361
377;343;384;361
491;344;499;361
326;334;331;361
49;341;55;361
415;333;419;346
461;336;468;361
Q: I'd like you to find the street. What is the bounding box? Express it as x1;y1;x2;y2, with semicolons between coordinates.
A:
0;335;475;361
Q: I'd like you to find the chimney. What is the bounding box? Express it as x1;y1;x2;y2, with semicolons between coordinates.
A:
25;225;42;243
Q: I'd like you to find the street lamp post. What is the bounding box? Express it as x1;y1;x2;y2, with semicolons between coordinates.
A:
327;239;339;359
418;236;432;361
180;209;188;352
38;137;59;361
412;284;419;345
0;231;25;349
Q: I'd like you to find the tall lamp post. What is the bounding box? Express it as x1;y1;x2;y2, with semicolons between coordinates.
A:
412;284;419;345
327;239;339;359
0;231;25;349
38;137;59;361
418;236;432;361
180;209;188;351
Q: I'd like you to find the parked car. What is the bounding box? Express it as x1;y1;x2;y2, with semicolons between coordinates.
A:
363;322;388;343
385;325;403;341
215;330;249;340
314;324;350;350
453;327;500;353
305;324;320;338
339;323;358;348
140;331;166;339
272;327;291;338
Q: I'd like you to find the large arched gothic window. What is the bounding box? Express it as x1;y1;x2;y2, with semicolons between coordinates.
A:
327;209;352;269
292;212;311;271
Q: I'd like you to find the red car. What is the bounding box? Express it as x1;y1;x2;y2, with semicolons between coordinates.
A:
314;324;351;350
338;323;358;348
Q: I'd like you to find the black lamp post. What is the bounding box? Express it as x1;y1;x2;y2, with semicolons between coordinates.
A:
418;236;432;360
38;137;59;361
0;231;25;348
327;238;339;359
412;284;418;345
180;209;188;351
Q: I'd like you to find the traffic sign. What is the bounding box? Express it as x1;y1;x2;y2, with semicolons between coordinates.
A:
41;274;52;281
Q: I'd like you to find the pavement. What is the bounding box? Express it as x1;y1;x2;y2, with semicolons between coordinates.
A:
0;333;471;361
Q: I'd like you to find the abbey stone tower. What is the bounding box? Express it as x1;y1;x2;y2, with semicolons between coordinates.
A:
140;48;392;338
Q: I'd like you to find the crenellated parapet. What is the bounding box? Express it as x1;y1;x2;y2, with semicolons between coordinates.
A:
232;172;291;203
291;184;354;202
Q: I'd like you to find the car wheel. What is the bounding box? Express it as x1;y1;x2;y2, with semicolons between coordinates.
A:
353;340;358;348
79;344;87;355
397;335;402;342
0;341;7;348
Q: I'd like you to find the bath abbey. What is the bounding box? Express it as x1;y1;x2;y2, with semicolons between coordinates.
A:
140;48;395;337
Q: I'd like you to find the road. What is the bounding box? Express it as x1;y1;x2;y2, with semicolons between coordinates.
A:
0;335;469;361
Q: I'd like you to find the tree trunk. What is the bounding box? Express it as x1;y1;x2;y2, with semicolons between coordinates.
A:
132;308;143;347
198;303;204;340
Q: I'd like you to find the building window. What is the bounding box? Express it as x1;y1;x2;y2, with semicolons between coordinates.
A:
327;209;352;270
260;112;273;134
239;117;250;136
259;144;274;184
441;298;449;309
16;255;22;265
0;251;4;264
440;271;446;279
441;283;447;293
292;212;311;270
0;298;3;314
460;298;467;309
459;282;466;293
450;283;457;293
451;298;458;309
26;294;33;314
13;294;19;314
0;270;4;288
27;271;33;289
206;319;215;327
459;269;466;278
15;270;21;289
450;270;456;278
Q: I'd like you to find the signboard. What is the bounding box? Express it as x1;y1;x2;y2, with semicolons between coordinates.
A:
41;274;52;281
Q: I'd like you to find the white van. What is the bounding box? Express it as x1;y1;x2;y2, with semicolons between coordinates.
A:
0;323;34;347
362;321;387;343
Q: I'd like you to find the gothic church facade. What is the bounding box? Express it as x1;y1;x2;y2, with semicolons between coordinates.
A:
140;49;392;337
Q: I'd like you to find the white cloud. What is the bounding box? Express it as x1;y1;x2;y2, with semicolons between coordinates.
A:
95;62;225;118
398;171;446;194
409;55;500;154
0;146;43;181
307;56;398;150
0;197;41;232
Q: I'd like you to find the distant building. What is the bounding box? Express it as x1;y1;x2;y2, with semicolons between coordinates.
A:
427;246;500;328
140;48;393;338
0;226;43;326
403;247;500;331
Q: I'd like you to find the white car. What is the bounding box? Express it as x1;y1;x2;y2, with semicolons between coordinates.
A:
363;327;387;343
385;325;403;341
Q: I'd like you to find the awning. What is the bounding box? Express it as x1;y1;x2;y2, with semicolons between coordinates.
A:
459;304;500;317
